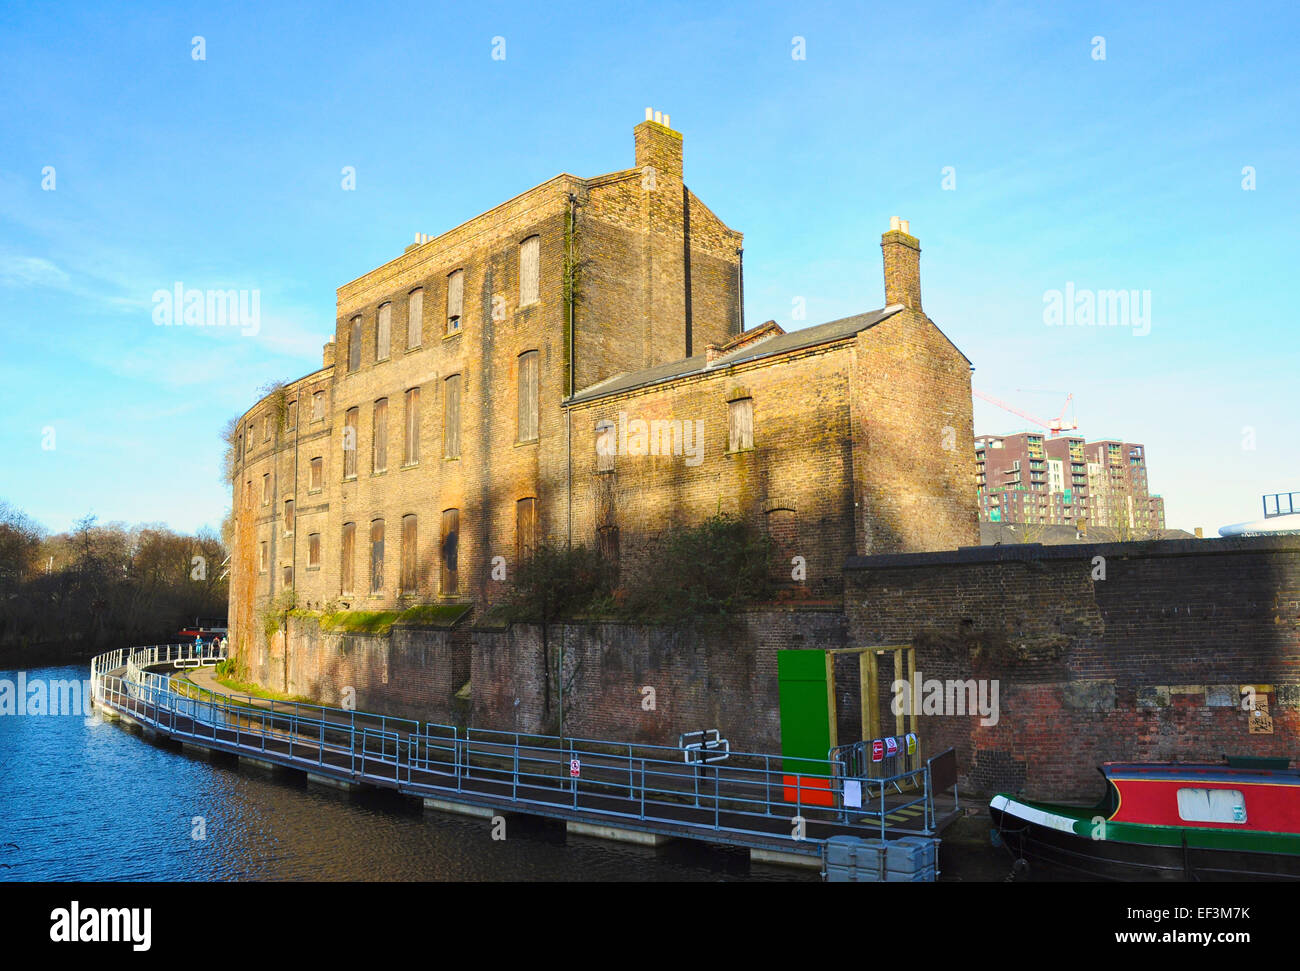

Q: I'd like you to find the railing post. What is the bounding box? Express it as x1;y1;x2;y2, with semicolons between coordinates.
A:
714;763;720;830
765;756;773;816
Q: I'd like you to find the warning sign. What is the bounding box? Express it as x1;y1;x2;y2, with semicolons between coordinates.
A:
570;758;582;777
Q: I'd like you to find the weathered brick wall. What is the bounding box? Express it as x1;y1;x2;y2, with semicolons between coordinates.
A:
567;342;860;597
266;608;846;750
239;537;1298;807
851;308;979;555
844;536;1300;800
228;121;747;650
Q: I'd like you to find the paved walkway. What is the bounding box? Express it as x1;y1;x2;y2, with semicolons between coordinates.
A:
118;662;958;853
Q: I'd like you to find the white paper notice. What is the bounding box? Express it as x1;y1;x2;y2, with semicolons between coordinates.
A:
844;779;862;809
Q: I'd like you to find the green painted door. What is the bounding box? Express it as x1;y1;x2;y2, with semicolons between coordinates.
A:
777;650;833;780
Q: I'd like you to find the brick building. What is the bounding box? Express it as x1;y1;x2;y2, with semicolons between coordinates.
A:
975;432;1164;535
228;113;978;653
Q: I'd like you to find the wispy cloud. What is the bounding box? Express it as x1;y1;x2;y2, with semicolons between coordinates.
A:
0;254;71;289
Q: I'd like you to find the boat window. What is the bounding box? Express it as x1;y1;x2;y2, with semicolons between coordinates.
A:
1176;788;1247;824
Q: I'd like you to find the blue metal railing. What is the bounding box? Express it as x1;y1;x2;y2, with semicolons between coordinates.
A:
90;644;951;851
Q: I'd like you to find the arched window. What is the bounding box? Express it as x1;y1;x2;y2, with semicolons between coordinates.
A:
516;498;537;563
446;270;463;332
348;316;362;371
517;350;538;442
372;398;388;473
370;520;385;593
443;375;461;458
407;288;423;349
440;509;459;594
401;514;418;595
340;522;355;594
343;407;358;478
519;235;540;306
376;302;392;361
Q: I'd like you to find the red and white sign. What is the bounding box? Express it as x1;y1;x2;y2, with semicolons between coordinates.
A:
569;758;581;778
885;736;899;758
871;739;884;763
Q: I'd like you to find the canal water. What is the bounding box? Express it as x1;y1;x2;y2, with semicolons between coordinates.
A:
0;664;814;882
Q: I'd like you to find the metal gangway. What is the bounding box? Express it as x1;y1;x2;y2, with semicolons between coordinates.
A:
90;644;959;860
830;737;960;841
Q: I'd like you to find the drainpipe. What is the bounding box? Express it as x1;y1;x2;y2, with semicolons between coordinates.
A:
736;247;744;336
566;192;577;547
287;398;300;694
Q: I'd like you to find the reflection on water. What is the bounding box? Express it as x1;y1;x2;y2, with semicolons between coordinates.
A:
0;665;812;882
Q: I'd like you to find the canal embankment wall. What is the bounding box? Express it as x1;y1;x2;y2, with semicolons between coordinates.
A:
845;535;1300;801
237;536;1300;801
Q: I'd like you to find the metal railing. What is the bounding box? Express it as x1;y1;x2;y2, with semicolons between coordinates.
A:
1263;492;1300;519
90;645;953;851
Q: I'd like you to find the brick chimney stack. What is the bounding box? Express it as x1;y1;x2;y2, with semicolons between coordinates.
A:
881;216;922;311
634;107;683;181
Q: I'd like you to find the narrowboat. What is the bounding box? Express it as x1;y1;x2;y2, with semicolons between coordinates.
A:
989;758;1300;880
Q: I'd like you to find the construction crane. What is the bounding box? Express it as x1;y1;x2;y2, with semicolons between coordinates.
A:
973;389;1078;436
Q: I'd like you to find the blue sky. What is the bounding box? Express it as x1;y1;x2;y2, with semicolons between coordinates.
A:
1;0;1296;536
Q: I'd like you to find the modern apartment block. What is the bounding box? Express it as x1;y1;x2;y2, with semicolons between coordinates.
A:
975;432;1165;534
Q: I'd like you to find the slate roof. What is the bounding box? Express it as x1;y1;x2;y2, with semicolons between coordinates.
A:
568;306;904;404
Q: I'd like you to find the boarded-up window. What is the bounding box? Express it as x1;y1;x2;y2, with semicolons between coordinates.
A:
348;316;362;371
309;457;323;491
401;514;418;595
446;270;463;332
286;399;297;431
767;508;798;583
728;397;754;452
517;350;538;442
595;419;616;473
245;479;252;508
340;522;355;593
261;473;271;504
312;390;326;421
284;499;294;534
343;407;358;477
515;498;537;564
444;375;461;458
283;564;292;587
264;414;272;441
237;430;243;458
404;387;420;464
370;520;385;593
308;532;320;568
440;509;459;594
373;398;388;473
598;525;620;569
246;422;253;453
259;541;268;573
407;288;423;349
519;235;540;306
376;303;392;360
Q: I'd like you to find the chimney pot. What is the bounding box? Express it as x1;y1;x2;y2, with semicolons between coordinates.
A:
662;113;670;128
890;216;901;231
900;219;909;234
654;111;662;124
645;106;653;121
